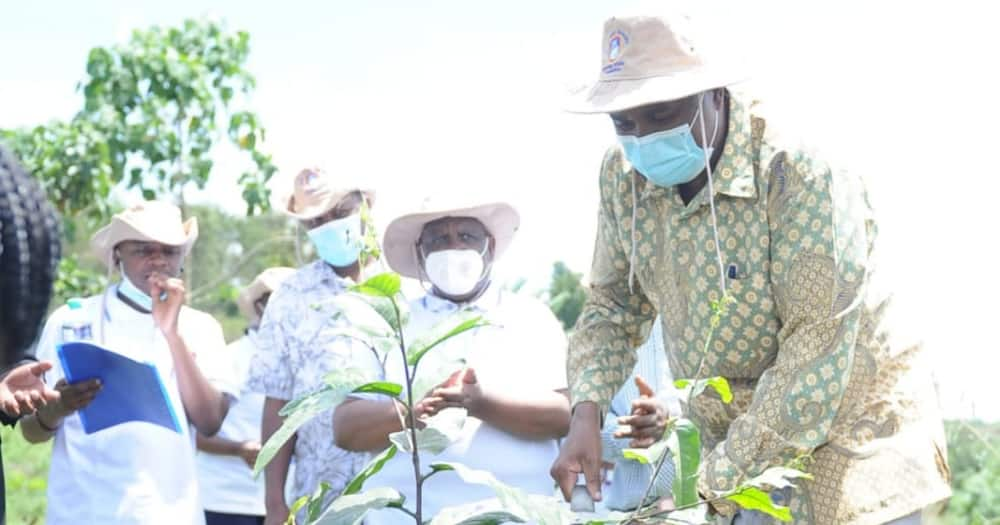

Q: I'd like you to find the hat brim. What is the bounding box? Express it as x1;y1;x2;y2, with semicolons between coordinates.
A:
566;66;748;114
91;217;199;269
276;188;376;220
383;203;520;279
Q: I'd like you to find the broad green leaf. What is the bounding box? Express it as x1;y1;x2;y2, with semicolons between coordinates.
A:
429;462;572;525
278;367;371;417
257;368;371;476
577;510;631;525
356;293;409;333
742;466;813;491
311;487;404;525
323;326;397;358
288;494;310;524
407;311;489;367
430;499;528;525
623;438;671;465
658;507;710;524
324;295;394;338
388;407;466;454
351;272;401;298
725;487;792;522
352;381;403;398
672;418;701;507
674;376;733;404
307;482;334;522
410;357;468;403
342;445;398;496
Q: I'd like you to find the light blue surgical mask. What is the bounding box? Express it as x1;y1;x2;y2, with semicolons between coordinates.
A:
118;262;153;312
617;100;718;188
307;213;363;267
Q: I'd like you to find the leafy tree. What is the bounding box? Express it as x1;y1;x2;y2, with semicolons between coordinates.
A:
77;18;276;214
943;420;1000;524
547;261;587;332
1;18;277;302
185;204;301;341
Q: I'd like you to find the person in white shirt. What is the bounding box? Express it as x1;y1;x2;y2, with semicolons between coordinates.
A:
599;318;680;512
334;198;571;523
20;201;236;525
246;168;378;525
196;267;295;525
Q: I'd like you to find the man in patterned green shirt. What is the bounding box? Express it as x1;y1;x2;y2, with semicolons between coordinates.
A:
550;13;951;524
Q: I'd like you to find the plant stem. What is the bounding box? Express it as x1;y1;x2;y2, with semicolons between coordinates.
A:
393;505;419;521
628;420;676;520
392;297;422;524
629;295;731;522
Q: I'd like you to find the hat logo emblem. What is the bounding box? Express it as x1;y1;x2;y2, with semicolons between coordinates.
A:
602;30;629;75
608;32;625;61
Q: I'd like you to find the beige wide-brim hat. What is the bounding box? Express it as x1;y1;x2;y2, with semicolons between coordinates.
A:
90;201;199;269
274;167;375;220
383;198;520;280
237;266;296;324
566;13;748;114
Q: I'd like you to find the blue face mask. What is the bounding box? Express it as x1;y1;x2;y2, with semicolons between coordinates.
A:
118;262;153;311
617;102;718;188
307;213;363;267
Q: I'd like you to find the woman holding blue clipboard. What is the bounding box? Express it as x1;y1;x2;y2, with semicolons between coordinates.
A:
20;201;237;525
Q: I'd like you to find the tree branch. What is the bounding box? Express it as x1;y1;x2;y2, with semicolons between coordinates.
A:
188;235;296;301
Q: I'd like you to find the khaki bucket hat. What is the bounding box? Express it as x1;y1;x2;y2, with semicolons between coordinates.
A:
383;197;520;280
567;13;747;114
274;167;375;220
90;201;198;269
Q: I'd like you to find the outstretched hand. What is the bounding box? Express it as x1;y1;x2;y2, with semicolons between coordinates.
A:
614;375;671;448
0;361;59;417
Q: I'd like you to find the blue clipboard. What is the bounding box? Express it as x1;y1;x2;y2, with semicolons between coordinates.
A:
56;341;182;434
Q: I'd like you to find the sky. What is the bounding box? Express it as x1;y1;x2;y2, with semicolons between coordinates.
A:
2;0;998;420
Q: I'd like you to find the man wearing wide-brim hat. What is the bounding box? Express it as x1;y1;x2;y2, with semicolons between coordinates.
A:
196;266;294;525
333;196;571;522
20;201;238;525
245;167;378;524
551;12;950;524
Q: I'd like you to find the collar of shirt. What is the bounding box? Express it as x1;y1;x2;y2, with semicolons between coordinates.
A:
629;92;759;217
297;259;356;293
418;283;503;315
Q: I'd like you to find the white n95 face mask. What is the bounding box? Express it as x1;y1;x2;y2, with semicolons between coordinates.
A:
423;248;487;297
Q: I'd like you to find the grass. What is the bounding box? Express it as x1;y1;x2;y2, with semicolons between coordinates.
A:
2;425;50;525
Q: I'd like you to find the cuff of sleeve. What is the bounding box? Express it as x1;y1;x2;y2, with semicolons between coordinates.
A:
600;429;627;462
569;384;612;418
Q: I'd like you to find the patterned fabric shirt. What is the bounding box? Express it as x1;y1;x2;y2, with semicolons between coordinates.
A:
247;260;370;505
568;92;951;524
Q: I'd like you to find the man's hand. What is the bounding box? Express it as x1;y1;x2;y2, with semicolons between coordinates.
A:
550;401;603;502
264;502;290;525
35;377;102;429
416;368;484;417
0;361;59;417
238;440;262;469
149;272;185;337
614;375;671;448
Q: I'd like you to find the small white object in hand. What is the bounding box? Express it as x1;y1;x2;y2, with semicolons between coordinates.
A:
570;472;595;512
